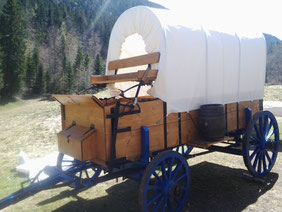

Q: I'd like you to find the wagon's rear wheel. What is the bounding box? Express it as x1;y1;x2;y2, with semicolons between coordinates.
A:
175;145;193;156
139;151;190;212
243;111;279;178
56;153;101;181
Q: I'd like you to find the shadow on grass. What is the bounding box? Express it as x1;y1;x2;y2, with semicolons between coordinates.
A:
0;97;17;106
22;94;56;102
37;161;278;212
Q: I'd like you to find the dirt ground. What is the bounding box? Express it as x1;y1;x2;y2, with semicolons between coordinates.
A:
0;93;282;211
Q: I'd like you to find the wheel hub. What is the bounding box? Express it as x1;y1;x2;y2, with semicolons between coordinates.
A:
163;181;174;196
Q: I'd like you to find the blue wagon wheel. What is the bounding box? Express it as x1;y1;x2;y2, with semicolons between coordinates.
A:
175;145;193;156
243;111;280;177
57;153;101;181
139;151;190;212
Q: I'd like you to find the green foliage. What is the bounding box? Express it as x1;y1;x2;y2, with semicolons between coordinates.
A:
45;71;52;93
93;53;105;76
34;63;45;94
24;53;35;93
66;61;74;93
0;0;26;98
0;0;162;97
24;47;46;95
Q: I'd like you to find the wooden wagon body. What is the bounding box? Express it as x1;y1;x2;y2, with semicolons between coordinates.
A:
53;52;262;168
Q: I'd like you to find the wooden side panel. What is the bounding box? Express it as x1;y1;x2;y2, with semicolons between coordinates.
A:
105;124;166;161
227;103;237;132
104;99;164;135
239;100;260;129
108;52;160;70
104;103;201;161
226;100;261;133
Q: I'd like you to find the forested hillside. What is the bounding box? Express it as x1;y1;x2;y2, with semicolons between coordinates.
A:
0;0;161;99
0;0;281;100
264;33;282;84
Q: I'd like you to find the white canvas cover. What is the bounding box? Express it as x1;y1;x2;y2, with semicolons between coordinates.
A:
106;6;266;114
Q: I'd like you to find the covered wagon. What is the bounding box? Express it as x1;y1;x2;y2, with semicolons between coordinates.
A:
1;6;279;212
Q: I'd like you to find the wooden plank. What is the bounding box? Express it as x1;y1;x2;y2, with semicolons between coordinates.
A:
227;103;238;132
90;69;158;84
239;100;260;129
108;52;160;70
53;94;96;106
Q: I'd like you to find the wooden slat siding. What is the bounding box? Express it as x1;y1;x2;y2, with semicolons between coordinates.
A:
227;103;238;132
226;100;260;132
238;100;260;129
90;69;158;84
108;52;160;70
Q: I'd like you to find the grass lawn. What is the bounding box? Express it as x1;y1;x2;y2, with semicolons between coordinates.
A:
264;85;282;101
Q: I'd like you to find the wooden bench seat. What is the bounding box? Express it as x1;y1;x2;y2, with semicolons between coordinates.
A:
90;52;160;85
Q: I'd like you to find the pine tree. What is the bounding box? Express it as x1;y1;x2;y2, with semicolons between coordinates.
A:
45;71;52;93
34;63;45;94
24;53;35;93
73;47;84;92
0;0;26;98
66;61;74;93
93;54;105;75
31;47;40;94
0;49;3;92
83;52;90;88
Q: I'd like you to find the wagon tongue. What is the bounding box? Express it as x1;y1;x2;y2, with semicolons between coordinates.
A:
0;165;78;210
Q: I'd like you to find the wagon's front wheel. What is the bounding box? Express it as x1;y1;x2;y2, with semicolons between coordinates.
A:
139;151;190;212
243;111;280;178
56;153;101;182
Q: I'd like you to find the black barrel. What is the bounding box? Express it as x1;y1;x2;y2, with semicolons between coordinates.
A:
198;104;225;141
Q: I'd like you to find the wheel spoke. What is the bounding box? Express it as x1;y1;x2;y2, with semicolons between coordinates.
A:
172;196;180;205
161;197;166;212
262;152;267;172
167;196;173;211
266;130;274;141
167;157;174;180
153;197;164;212
259;117;264;137
181;145;185;154
252;150;260;170
250;135;259;143
84;170;89;179
248;143;259;150
258;152;262;173
171;163;182;180
174;173;186;184
263;116;268;134
254;124;262;139
265;150;272;166
265;120;273;136
250;148;260;161
161;161;167;180
152;171;162;183
147;192;162;207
